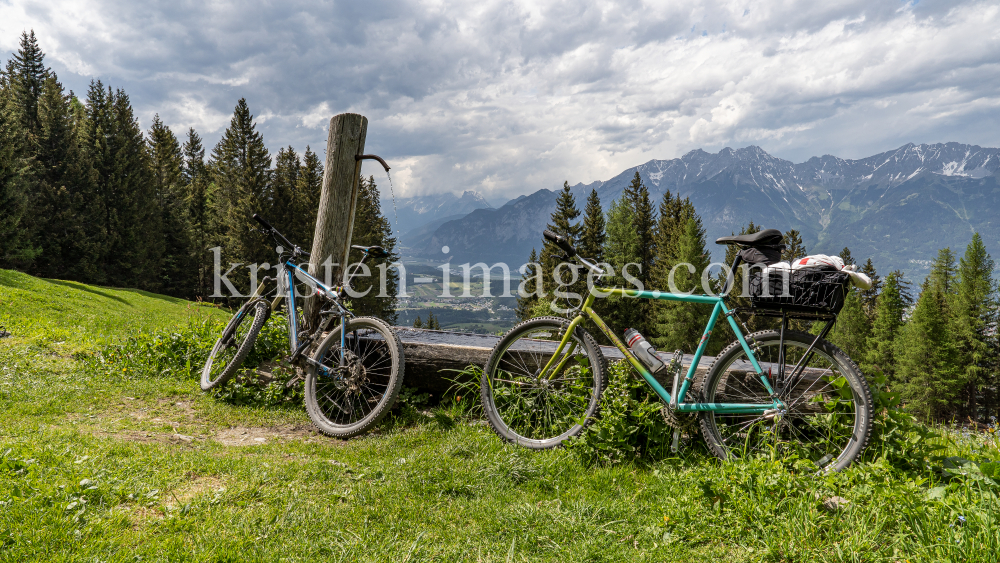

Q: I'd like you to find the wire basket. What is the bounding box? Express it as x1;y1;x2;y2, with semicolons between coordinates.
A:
747;268;851;316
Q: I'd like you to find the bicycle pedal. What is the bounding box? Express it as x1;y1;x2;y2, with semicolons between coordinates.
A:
284;374;305;389
670;428;681;453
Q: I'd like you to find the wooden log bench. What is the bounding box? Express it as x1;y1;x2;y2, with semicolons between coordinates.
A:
394;327;714;397
395;327;834;405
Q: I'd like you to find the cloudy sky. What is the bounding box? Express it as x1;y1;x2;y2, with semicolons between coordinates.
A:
2;0;999;201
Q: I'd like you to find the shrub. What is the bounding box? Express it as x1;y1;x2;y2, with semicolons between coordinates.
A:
90;313;302;406
863;370;948;469
566;361;677;466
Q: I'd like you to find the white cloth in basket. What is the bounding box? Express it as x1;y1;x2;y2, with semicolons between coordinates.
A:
759;254;872;290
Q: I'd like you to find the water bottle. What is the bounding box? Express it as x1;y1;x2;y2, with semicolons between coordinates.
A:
624;328;665;374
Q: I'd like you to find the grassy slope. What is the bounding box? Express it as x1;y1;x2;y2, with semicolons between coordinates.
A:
0;269;225;350
1;269;999;562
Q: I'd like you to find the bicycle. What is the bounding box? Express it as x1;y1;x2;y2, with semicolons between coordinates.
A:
200;214;405;438
480;229;873;471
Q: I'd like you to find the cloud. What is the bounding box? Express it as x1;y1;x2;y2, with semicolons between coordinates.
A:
2;0;999;200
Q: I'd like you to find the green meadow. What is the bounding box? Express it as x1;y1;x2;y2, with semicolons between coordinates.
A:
1;269;998;562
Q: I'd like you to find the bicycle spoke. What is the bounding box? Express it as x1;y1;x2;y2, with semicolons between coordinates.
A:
703;332;868;468
483;321;603;446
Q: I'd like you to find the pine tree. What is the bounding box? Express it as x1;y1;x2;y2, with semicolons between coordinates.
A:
652;216;712;352
347;175;398;323
622;172;656;287
268;146;301;242
295;146;323;249
82;83;162;287
413;316;423;328
654;190;685;261
863;270;907;381
7;31;49;147
929;247;957;294
951;233;998;420
210;98;272;296
540;181;581;302
28;73;101;281
828;289;870;364
895;249;961;420
426;312;440;330
111;89;161;288
2;30;53;270
838;247;855;267
148;115;193;296
781;229;806;262
578;189;605;262
515;248;540;321
859;258;881;321
182;128;214;299
896;271;916;310
0;68;32;267
598;195;642;336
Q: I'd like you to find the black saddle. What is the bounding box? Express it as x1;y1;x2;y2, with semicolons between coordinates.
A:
716;228;785;265
351;244;389;258
715;228;784;247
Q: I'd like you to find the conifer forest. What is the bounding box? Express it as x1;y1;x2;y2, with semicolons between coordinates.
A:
0;32;398;322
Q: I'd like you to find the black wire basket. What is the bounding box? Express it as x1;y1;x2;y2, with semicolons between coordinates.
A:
746;268;851;316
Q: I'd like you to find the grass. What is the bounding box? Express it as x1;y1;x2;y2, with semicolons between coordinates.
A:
0;269;226;352
2;269;999;561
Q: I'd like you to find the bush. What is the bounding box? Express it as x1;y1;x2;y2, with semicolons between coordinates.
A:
90;313;302;407
864;371;948;469
565;364;976;470
566;361;677;466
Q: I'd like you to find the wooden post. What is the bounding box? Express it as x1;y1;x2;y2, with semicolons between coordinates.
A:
305;113;368;330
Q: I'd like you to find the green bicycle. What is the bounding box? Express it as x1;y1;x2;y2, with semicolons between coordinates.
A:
481;229;873;471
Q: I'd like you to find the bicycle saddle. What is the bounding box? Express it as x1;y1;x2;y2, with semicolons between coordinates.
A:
715;228;784;247
351;244;389;258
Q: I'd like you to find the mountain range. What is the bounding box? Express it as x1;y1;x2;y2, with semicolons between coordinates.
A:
381;190;493;236
391;142;1000;280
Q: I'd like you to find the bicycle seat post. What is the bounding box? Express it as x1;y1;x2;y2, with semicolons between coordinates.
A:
722;254;743;296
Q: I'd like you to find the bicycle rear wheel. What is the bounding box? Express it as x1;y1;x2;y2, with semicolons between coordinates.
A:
481;316;606;449
304;317;404;438
700;330;872;471
200;298;271;391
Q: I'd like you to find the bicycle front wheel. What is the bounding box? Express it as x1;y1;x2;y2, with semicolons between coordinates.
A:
481;316;607;449
700;330;872;471
305;317;404;438
201;299;271;391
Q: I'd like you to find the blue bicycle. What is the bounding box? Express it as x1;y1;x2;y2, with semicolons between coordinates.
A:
200;214;404;438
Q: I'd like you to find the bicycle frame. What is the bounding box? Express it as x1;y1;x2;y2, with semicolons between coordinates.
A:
538;289;785;415
244;258;352;360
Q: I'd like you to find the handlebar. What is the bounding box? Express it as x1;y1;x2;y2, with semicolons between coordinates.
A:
252;214;307;258
542;229;606;276
543;229;576;256
252;213;274;232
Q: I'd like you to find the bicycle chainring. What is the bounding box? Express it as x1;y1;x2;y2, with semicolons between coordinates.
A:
660;405;700;432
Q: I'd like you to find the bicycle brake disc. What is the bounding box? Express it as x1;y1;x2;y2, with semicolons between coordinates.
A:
342;350;366;394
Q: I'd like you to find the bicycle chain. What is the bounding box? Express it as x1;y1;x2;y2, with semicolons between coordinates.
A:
660;350;699;432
